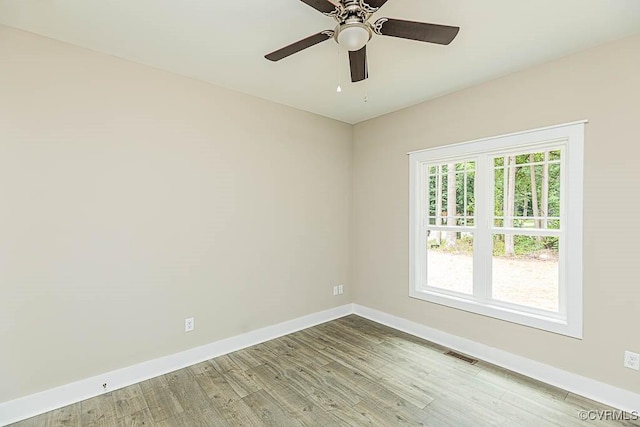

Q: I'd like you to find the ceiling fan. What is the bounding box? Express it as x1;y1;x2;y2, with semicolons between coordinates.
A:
265;0;460;83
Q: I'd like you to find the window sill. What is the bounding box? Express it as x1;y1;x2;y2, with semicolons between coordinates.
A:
409;287;582;339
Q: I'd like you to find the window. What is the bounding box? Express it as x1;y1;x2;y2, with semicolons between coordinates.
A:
409;121;585;338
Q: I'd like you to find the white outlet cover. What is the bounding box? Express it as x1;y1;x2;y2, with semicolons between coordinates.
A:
624;351;640;370
185;317;194;332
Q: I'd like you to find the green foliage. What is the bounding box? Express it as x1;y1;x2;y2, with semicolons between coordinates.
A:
430;234;474;254
513;235;544;255
542;236;559;250
432;234;558;259
491;234;559;258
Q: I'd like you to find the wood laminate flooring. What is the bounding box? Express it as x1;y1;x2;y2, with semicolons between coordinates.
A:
10;315;640;426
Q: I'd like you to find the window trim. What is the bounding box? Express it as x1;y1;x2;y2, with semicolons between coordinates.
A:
408;121;585;338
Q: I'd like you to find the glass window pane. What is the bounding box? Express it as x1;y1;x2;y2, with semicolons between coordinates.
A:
512;218;527;228
548;163;561;217
549;150;561;161
427;233;473;295
428;175;437;217
442;172;449;219
491;234;559;312
466;171;475;216
532;152;545;163
456;171;465;217
494;167;504;217
533;163;545;228
494;157;504;167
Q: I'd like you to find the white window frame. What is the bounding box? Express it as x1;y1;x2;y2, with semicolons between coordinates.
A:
409;121;585;338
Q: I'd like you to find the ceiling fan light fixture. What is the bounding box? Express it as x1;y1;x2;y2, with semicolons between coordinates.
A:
336;23;371;51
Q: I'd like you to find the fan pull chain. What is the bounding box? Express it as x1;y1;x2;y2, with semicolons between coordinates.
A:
336;45;342;93
364;78;368;103
364;52;369;103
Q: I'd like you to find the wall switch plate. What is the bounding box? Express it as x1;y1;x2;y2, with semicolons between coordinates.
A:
332;286;338;296
185;317;194;332
624;351;639;370
338;285;344;294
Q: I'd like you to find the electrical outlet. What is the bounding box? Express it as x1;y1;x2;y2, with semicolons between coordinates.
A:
624;351;640;370
338;285;344;294
185;317;194;332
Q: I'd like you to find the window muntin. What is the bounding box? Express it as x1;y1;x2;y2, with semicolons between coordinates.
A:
409;122;584;338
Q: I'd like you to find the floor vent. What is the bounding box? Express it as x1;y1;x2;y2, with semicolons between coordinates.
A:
444;351;478;365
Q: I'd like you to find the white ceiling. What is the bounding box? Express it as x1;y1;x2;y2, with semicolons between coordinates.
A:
1;0;640;124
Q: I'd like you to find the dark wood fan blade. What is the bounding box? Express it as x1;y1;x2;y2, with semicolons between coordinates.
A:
363;0;390;9
265;31;334;62
349;46;368;82
373;18;459;45
299;0;338;14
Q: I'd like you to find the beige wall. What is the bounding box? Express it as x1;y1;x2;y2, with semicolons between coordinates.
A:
0;26;352;402
353;33;640;393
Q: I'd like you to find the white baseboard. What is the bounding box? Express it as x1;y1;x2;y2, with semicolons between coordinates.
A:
4;303;638;426
353;304;640;413
0;304;354;426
